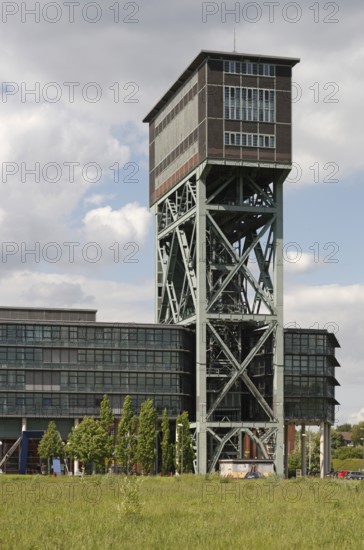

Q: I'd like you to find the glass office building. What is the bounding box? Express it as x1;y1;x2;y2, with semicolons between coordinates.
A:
284;328;340;424
246;328;340;424
0;308;340;473
0;308;194;458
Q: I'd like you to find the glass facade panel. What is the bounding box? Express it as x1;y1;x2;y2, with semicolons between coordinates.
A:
284;330;339;423
0;321;195;419
0;317;338;426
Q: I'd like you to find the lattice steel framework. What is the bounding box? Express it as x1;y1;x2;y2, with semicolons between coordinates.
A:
154;160;289;474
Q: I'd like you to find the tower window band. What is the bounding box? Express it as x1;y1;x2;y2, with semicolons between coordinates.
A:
224;86;275;123
224;132;275;149
224;60;275;77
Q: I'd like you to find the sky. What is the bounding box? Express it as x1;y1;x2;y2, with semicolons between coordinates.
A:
0;0;363;426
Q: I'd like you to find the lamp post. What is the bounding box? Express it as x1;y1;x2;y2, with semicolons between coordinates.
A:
308;431;312;472
0;441;3;473
301;431;313;474
360;428;364;472
177;423;183;474
301;433;307;476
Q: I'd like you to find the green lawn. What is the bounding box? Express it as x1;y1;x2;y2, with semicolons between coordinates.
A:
0;475;363;549
332;458;364;472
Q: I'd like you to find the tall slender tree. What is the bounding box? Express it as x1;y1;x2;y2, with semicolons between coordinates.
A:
175;411;194;473
128;414;139;473
161;408;173;475
100;394;114;432
137;399;157;475
38;420;64;473
99;394;114;472
115;395;135;474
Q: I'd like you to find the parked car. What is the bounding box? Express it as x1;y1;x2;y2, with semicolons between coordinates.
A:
337;470;350;479
345;471;364;480
244;472;265;479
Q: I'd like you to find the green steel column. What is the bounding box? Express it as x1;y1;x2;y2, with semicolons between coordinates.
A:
273;179;285;476
195;170;207;474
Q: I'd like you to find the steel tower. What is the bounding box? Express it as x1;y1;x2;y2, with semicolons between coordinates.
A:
144;50;300;474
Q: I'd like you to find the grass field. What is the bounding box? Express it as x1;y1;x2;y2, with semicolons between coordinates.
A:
0;474;363;549
332;458;364;472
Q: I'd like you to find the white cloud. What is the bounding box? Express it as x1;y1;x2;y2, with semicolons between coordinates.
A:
284;252;323;274
22;281;95;307
0;104;130;168
0;271;154;323
82;202;152;246
0;103;132;253
84;194;113;207
348;408;364;425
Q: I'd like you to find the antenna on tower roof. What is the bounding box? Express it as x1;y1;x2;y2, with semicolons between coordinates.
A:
233;28;236;52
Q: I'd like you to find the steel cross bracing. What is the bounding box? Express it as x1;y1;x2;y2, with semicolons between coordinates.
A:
154;163;287;474
156;177;198;324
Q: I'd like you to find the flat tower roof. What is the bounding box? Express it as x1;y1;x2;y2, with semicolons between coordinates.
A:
143;49;300;123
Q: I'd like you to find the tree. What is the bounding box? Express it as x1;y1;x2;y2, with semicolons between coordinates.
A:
161;408;173;475
116;395;137;474
287;451;301;477
38;421;64;473
337;423;352;432
334;445;364;460
309;432;321;472
66;417;113;474
99;394;114;472
331;431;345;449
351;422;364;446
128;414;139;473
137;399;157;475
175;411;194;473
100;394;114;433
